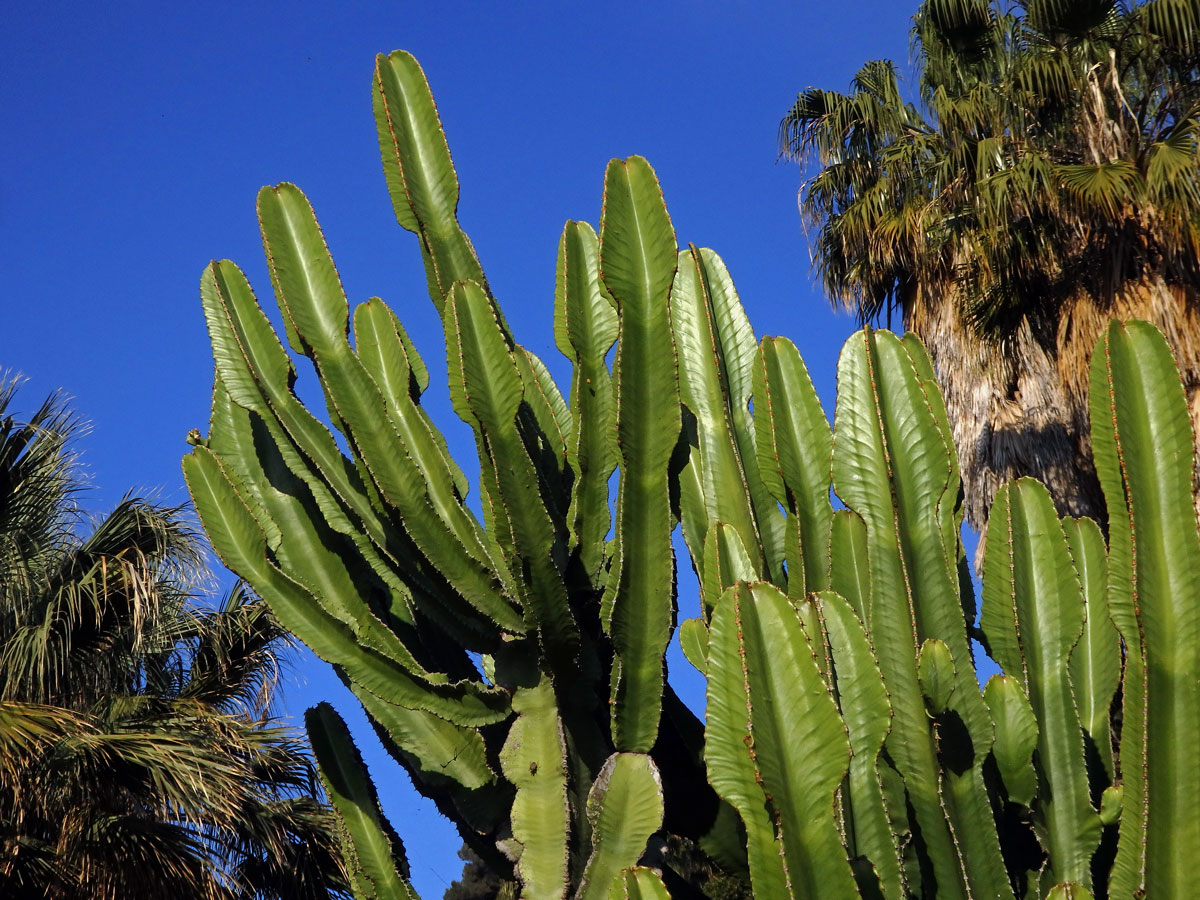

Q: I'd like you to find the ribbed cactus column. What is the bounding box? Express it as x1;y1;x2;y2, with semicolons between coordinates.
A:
831;328;1010;900
705;582;859;899
307;704;420;899
554;220;618;590
752;335;833;597
671;248;780;583
982;479;1102;894
1090;321;1200;899
186;39;1200;900
1062;516;1119;783
597;156;680;755
186;48;713;900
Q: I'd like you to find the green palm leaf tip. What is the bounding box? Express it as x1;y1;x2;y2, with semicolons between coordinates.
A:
1089;320;1200;899
307;703;418;900
597;155;680;753
705;581;858;900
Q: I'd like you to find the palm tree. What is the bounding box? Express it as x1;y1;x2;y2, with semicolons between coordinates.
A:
781;0;1200;531
0;381;347;900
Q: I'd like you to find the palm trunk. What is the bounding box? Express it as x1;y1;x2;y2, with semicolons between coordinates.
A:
907;277;1200;536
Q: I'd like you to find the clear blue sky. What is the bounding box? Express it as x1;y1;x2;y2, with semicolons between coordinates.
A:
5;3;922;895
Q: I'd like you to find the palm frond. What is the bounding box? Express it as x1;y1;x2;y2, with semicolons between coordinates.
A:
181;584;290;716
1024;0;1119;39
0;384;348;899
1146;117;1200;204
1141;0;1200;55
1057;158;1144;214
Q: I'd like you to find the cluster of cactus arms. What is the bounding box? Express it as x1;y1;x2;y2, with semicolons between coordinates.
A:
184;48;1200;900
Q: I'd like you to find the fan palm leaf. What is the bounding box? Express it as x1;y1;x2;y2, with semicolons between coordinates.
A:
0;381;347;900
